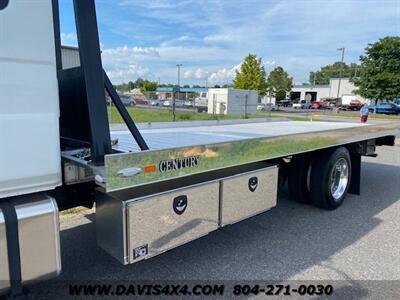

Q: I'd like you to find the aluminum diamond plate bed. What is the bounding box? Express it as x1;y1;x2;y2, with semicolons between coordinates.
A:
100;120;399;192
111;121;372;153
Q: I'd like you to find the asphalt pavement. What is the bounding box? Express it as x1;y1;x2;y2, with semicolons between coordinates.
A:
29;144;400;299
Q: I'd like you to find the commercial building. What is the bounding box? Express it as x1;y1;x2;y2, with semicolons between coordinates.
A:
291;78;365;102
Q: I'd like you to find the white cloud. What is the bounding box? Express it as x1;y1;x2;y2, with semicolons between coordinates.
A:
102;46;159;59
100;46;158;83
105;64;151;83
185;61;276;86
159;35;201;47
119;0;193;9
207;64;241;85
177;35;192;41
203;34;234;43
264;61;275;66
157;45;233;63
61;33;77;46
101;46;159;83
184;68;209;80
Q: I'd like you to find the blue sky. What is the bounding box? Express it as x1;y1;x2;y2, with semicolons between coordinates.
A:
60;0;400;85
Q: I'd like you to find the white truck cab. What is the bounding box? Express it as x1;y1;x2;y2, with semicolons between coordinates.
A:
0;0;61;295
194;91;208;112
0;0;61;198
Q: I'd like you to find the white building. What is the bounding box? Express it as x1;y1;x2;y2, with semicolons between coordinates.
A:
61;46;80;69
291;78;365;103
207;88;258;115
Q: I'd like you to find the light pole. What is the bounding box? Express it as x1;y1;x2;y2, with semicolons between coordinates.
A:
173;64;183;121
176;64;183;87
336;47;345;101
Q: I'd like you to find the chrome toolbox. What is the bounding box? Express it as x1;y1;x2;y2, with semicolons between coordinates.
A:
0;194;61;295
220;166;278;226
96;181;220;264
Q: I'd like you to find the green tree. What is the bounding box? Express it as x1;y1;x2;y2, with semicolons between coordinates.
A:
128;81;135;90
159;83;175;88
353;37;400;100
140;80;158;93
214;84;221;88
134;78;144;88
233;54;268;95
309;62;360;85
115;82;130;92
266;66;293;101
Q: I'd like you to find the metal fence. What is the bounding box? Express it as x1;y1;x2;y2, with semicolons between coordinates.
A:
106;93;276;124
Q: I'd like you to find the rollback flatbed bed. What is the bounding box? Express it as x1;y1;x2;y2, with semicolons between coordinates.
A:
60;119;398;264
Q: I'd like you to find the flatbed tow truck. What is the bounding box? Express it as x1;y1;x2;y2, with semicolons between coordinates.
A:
0;0;399;297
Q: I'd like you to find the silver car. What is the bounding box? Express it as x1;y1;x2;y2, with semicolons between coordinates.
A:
257;103;277;111
163;100;184;108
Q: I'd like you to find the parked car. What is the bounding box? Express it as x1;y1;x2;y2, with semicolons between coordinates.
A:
162;100;184;108
326;102;336;110
298;100;311;109
311;102;323;109
183;100;193;108
175;100;185;108
374;102;400;115
340;100;363;111
120;95;136;107
257;103;277;111
293;100;311;109
368;105;376;113
348;100;363;111
150;100;161;106
302;101;312;109
134;98;148;105
279;100;291;107
292;101;302;109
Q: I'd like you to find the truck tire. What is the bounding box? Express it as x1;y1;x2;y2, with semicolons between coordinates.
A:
287;155;312;204
310;147;351;210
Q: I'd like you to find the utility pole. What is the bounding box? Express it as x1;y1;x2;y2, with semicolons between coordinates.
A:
173;64;183;121
176;64;182;88
354;67;359;78
336;47;345;101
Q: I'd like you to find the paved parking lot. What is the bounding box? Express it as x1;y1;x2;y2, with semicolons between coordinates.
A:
30;144;400;298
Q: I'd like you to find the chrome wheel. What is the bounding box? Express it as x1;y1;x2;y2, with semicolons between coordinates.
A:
330;158;349;200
